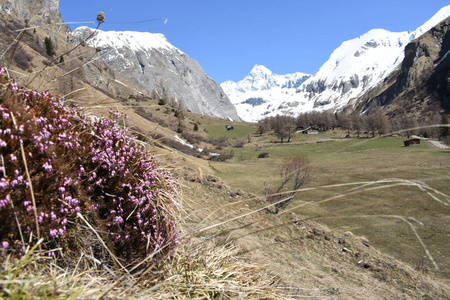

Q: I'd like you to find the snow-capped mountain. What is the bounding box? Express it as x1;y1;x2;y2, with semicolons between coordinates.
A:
357;14;450;115
221;65;311;122
222;5;450;122
222;65;310;93
72;27;240;121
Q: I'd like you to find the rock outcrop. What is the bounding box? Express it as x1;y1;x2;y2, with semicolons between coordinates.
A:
0;0;62;26
360;16;450;114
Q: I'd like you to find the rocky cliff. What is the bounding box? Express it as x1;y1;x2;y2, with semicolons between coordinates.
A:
72;27;241;121
0;0;62;26
359;16;450;115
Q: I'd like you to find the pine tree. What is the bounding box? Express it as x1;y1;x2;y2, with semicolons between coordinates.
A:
44;37;54;56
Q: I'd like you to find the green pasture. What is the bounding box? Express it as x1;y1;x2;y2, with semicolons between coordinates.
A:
210;137;450;276
203;124;257;140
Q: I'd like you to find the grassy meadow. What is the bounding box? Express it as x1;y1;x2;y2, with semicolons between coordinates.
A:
207;129;450;277
203;124;257;140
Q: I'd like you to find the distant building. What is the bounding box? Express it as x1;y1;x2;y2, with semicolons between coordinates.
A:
403;138;421;147
299;127;319;134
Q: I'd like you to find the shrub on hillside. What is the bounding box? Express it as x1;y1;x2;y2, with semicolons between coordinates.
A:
181;131;207;146
232;139;245;148
208;136;228;150
12;45;34;71
0;67;180;267
208;150;234;162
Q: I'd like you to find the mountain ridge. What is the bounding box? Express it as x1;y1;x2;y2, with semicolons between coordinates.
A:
73;26;241;121
222;5;450;122
357;15;450;116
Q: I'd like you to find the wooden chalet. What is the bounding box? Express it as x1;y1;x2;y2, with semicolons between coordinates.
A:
403;138;421;147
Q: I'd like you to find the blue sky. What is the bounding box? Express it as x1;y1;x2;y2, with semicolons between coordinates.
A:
59;1;448;83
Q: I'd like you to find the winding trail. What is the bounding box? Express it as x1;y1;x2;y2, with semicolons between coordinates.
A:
420;137;450;150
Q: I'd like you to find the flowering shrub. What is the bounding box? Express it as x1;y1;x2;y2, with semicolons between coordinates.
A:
0;67;179;266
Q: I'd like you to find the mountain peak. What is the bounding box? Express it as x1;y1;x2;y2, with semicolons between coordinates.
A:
249;64;273;76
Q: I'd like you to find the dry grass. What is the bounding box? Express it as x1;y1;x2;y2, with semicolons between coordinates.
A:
1;207;292;300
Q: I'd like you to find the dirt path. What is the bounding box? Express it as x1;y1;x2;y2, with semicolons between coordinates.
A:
422;138;450;149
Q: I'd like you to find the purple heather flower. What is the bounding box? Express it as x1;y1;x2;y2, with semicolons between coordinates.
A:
42;161;52;173
10;82;18;91
50;229;58;237
0;196;11;208
10;179;18;188
63;178;72;186
2;241;9;248
0;178;8;189
58;132;67;141
64;141;72;149
77;166;85;177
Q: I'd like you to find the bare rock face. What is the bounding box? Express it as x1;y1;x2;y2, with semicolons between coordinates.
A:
0;0;62;25
360;16;450;114
72;27;241;121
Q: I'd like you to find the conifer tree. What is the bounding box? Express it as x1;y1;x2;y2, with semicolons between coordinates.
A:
44;37;54;56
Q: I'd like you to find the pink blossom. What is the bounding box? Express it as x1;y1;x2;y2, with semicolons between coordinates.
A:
42;161;52;173
10;81;18;91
